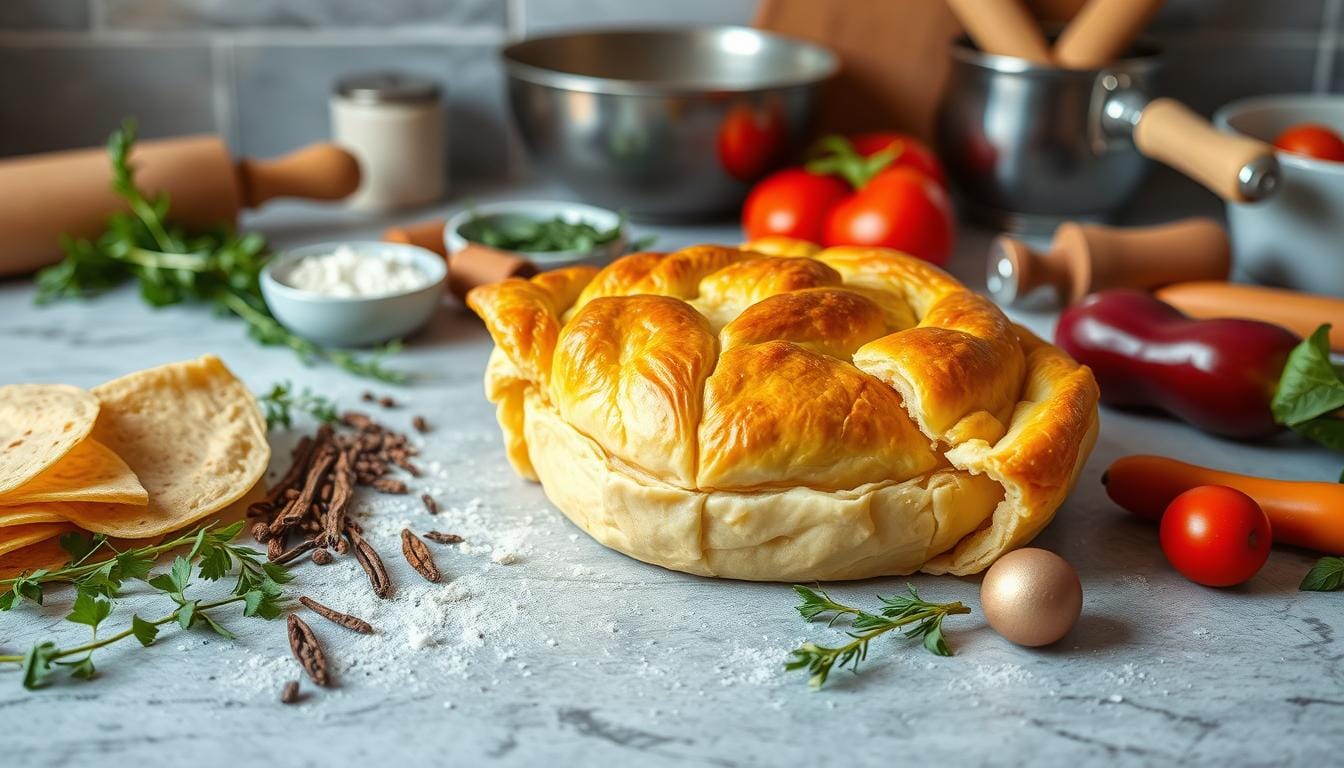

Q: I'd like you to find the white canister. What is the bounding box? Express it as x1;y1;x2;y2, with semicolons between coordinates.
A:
331;72;446;212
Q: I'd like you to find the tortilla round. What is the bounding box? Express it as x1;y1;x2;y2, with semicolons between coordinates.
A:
0;384;100;496
49;356;270;538
0;537;69;579
0;437;146;507
0;522;74;557
0;504;71;528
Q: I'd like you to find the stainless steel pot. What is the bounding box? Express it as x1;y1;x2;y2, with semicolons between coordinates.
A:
938;39;1280;233
503;27;838;222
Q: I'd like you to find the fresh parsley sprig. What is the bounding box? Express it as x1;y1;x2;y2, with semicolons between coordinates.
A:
260;380;340;430
34;119;405;384
0;521;290;689
785;584;969;689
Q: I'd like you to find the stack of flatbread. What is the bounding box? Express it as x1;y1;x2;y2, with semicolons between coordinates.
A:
0;356;269;577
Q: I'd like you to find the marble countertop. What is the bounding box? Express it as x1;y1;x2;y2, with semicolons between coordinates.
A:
2;182;1341;767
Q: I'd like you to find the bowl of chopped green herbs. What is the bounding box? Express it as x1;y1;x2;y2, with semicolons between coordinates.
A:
445;200;628;267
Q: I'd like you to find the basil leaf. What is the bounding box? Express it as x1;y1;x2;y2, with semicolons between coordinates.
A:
1300;557;1344;592
1272;324;1344;426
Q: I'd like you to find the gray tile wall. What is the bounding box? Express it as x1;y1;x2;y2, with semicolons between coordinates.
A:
0;0;1340;182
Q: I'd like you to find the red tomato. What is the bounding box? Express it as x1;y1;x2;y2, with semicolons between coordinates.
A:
1159;485;1271;587
742;169;851;244
717;104;787;182
848;131;947;188
1273;123;1344;163
822;167;954;265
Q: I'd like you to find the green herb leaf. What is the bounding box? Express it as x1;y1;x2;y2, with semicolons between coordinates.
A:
65;590;112;630
60;655;97;681
1300;557;1344;592
177;600;198;629
1272;325;1344;424
200;614;235;640
21;643;59;690
59;532;104;563
131;615;159;647
114;550;154;582
784;584;969;688
259;381;340;430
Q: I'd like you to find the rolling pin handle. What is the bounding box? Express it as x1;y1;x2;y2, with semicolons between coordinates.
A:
236;143;362;208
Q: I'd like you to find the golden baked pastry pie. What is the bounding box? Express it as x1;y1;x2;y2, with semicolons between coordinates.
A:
468;240;1099;580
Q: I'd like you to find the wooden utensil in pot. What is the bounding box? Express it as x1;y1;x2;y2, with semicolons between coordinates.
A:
0;136;360;276
989;218;1230;306
1054;0;1166;69
944;0;1054;64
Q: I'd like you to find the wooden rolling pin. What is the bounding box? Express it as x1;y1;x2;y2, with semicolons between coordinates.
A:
1054;0;1166;69
989;218;1229;305
0;136;360;276
944;0;1053;64
1157;282;1344;351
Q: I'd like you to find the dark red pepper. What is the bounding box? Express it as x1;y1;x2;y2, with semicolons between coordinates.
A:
1054;290;1300;439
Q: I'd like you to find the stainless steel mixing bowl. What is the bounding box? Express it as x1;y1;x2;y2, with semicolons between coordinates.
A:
502;27;838;221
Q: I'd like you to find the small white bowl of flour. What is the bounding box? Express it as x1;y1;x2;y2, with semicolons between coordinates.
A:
261;241;446;346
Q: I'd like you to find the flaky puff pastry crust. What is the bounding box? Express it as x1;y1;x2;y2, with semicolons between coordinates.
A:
467;242;1099;579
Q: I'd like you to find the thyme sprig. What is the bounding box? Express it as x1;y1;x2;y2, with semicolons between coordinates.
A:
785;584;969;689
0;522;290;689
260;380;340;430
34;119;405;383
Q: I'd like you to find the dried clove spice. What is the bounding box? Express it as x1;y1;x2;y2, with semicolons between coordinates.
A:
310;548;333;565
420;493;439;515
280;680;301;704
372;477;408;495
287;614;331;687
412;415;429;433
423;531;464;545
299;595;375;634
401;528;442;583
270;538;318;565
378;395;396;408
346;522;393;599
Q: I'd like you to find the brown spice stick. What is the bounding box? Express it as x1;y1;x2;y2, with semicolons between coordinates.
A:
420;493;439;515
346;522;393;599
270;538;318;565
423;531;463;545
319;447;356;548
299;595;375;634
287;615;331;687
250;433;318;517
401;528;442;583
269;442;337;536
412;415;429;433
281;680;301;704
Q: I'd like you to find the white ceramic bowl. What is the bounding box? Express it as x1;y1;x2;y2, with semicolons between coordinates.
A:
444;200;627;268
260;241;446;347
1215;95;1344;295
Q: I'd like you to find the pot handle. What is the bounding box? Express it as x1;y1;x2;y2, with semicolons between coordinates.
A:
1132;98;1280;203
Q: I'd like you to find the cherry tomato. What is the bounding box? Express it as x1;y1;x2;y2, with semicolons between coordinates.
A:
1273;123;1344;163
742;169;851;244
822;167;954;265
717;103;787;182
848;131;948;188
1159;485;1271;587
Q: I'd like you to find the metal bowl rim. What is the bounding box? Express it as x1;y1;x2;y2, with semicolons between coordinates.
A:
501;25;840;95
949;36;1163;78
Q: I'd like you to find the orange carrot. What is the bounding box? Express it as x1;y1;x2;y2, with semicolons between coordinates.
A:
1103;454;1344;555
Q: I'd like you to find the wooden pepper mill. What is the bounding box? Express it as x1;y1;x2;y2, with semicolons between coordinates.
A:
987;218;1231;306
